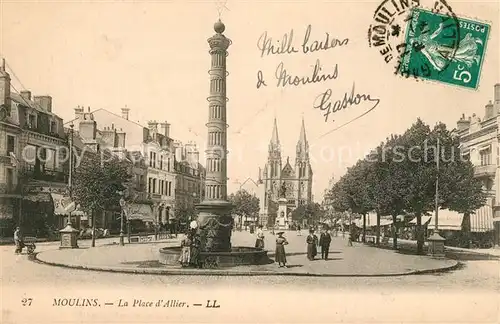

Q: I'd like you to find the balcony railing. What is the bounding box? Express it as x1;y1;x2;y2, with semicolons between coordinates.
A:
474;164;496;177
23;165;67;183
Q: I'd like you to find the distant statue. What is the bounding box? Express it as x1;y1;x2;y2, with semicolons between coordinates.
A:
279;182;287;198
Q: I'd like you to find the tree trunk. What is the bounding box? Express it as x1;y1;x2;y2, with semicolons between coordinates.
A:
392;214;398;250
362;213;366;243
416;213;423;254
91;209;96;248
376;210;380;245
461;212;471;248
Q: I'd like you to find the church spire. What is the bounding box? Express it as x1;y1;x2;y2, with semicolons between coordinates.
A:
269;117;281;153
296;117;309;159
271;117;280;146
298;116;307;145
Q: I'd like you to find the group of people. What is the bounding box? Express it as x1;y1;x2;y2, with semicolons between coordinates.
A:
253;225;333;268
178;229;202;268
306;228;332;261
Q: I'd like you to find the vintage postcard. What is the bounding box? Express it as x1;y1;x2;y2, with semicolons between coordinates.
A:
1;0;499;323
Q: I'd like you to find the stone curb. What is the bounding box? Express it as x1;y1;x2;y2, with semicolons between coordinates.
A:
33;252;460;278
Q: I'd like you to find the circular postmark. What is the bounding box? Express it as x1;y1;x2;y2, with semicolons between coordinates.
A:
368;0;461;82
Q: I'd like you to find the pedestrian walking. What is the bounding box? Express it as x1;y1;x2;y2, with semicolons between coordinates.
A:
306;228;318;260
190;232;202;269
297;224;302;236
14;227;23;254
348;222;355;247
319;228;332;260
179;233;192;267
255;225;265;249
274;231;288;267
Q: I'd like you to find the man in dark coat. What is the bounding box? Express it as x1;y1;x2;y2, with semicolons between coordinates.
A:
319;228;332;260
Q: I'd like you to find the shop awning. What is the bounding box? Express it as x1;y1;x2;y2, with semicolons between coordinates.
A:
23;192;52;203
424;207;494;232
51;193;86;216
470;205;494;232
125;203;154;222
409;215;432;226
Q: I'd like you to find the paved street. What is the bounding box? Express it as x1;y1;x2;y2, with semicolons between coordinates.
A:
2;230;499;323
1;230;498;290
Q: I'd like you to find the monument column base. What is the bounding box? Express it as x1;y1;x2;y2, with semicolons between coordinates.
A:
195;200;234;252
427;232;446;258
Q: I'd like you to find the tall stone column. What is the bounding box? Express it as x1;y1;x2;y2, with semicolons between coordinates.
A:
195;19;233;252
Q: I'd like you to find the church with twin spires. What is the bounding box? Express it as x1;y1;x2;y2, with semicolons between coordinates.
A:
258;117;313;221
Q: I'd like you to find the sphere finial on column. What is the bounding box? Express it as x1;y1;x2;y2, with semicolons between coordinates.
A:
214;19;225;34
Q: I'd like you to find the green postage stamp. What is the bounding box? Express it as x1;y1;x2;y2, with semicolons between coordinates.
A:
399;8;490;89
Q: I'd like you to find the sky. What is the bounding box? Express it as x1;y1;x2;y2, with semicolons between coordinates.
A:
1;0;498;201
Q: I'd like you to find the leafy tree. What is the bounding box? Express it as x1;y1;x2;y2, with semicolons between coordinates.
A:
174;201;197;225
228;189;260;229
291;202;324;226
72;150;131;247
431;123;487;247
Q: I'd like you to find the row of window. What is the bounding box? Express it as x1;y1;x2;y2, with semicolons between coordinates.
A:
24;112;58;134
148;178;173;196
148;151;172;171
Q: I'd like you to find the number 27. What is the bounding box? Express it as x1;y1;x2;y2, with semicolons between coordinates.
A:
453;64;472;83
22;298;33;306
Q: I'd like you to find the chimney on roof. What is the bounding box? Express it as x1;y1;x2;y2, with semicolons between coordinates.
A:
484;100;494;120
33;95;52;112
20;91;31;100
160;121;170;138
121;106;130;120
457;113;471;131
74;105;84;120
0;58;11;109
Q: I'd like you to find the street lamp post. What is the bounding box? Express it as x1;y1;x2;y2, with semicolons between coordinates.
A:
427;138;446;257
119;194;125;246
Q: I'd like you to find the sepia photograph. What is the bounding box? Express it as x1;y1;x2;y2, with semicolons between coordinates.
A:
1;0;499;323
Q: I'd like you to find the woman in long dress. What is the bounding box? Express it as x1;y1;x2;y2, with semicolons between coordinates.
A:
190;233;202;269
255;225;265;249
179;233;192;267
306;229;318;260
275;231;288;267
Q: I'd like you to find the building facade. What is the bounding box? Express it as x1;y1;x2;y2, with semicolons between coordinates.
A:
67;108;201;226
455;83;500;247
258;117;314;226
0;59;70;236
73;112;153;232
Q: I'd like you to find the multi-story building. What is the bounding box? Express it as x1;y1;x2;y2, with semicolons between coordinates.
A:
173;141;205;223
68;109;175;228
0;59;69;236
73;112;152;231
68;108;200;226
455;83;500;247
257;117;314;226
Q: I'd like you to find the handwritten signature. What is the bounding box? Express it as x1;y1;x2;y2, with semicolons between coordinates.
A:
257;25;349;57
313;83;380;123
274;59;338;88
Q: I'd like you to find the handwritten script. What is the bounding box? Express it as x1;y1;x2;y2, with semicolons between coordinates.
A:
313;83;380;123
256;24;380;129
257;24;349;57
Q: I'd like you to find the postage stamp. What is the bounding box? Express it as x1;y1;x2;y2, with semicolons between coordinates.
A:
367;1;458;82
398;8;490;89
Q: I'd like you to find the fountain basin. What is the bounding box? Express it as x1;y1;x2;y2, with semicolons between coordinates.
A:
158;246;271;268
